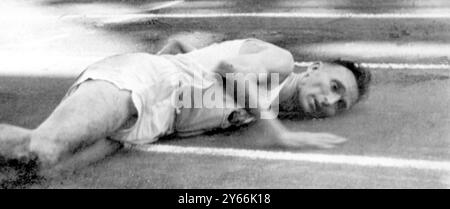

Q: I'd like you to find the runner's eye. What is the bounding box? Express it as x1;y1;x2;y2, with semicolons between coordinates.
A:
330;80;345;94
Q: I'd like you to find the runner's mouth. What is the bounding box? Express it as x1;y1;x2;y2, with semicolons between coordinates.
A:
309;96;318;112
312;96;324;113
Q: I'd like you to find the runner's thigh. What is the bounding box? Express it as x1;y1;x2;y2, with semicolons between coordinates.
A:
31;80;135;153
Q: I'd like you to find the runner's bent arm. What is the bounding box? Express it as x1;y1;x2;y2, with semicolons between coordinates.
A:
157;39;196;55
214;54;347;149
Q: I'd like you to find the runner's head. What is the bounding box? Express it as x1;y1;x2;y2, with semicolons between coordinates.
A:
283;59;371;118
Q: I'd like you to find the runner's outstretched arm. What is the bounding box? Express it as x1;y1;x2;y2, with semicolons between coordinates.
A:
215;59;347;149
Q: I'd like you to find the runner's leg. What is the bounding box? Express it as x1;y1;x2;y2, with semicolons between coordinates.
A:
27;80;136;167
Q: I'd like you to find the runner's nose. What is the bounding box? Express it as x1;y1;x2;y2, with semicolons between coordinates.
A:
322;93;341;106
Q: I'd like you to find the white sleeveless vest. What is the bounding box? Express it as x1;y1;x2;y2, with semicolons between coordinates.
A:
162;39;257;137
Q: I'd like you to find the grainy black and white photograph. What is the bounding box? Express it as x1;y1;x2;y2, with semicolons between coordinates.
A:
0;0;449;190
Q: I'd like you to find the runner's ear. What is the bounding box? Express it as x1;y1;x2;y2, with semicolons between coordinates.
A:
293;62;322;74
293;62;307;74
309;62;321;71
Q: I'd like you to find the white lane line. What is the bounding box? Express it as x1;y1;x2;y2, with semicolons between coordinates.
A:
146;0;185;12
136;145;450;172
360;63;450;70
301;42;450;61
69;12;450;24
71;12;450;19
295;62;450;70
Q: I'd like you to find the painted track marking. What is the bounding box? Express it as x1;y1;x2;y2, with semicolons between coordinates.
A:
136;145;450;172
295;62;450;70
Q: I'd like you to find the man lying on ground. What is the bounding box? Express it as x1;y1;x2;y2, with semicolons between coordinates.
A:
0;38;371;175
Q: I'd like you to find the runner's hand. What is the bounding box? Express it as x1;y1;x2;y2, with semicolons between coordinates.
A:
278;131;347;149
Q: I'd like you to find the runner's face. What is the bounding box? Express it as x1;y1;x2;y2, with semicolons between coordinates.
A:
297;62;359;117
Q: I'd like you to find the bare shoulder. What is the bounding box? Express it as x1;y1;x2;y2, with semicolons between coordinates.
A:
239;38;271;54
239;38;285;53
239;39;294;74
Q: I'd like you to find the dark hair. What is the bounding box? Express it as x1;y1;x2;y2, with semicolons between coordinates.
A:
331;59;372;102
